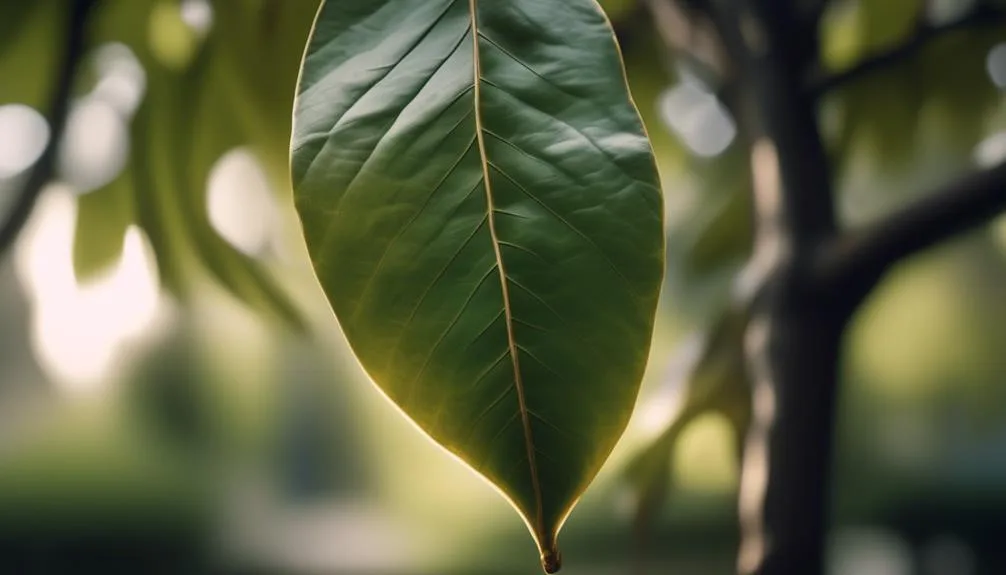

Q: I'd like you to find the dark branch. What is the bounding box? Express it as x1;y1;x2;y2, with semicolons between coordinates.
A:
811;3;1006;97
817;159;1006;298
0;0;97;260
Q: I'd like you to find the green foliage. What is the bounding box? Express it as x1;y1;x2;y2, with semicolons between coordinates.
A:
624;303;751;538
819;0;922;71
83;0;315;327
0;1;60;107
132;31;305;326
821;4;1004;174
676;148;753;280
73;171;133;280
596;0;639;20
290;1;664;570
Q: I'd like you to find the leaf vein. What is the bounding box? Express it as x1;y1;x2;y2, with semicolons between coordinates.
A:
466;308;506;350
384;214;488;366
488;160;636;290
305;19;471;236
476;30;589;109
469;347;510;391
404;262;499;403
497;240;549;263
469;0;545;543
479;76;656;193
349;135;478;324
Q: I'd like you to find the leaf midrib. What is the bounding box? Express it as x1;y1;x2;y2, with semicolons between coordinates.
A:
467;0;547;548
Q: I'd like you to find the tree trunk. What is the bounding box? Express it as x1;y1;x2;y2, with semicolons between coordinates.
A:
716;3;847;572
738;275;848;575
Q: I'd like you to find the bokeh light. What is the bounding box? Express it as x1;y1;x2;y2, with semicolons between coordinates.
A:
91;42;147;118
0;104;49;179
14;186;171;394
658;80;737;158
207;148;279;256
58;97;130;193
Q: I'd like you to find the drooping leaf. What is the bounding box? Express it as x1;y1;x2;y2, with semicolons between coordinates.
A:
211;0;319;181
291;1;664;571
677;148;752;279
623;302;750;544
130;80;200;299
85;0;307;329
73;171;134;281
818;0;922;73
0;0;60;107
859;0;922;53
134;34;306;331
0;2;36;40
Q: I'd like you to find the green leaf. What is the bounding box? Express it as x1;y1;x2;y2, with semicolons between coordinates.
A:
622;303;750;539
0;3;38;58
860;0;922;53
211;0;319;180
678;149;753;278
0;0;61;106
291;1;664;571
133;35;306;331
73;172;134;281
88;0;307;329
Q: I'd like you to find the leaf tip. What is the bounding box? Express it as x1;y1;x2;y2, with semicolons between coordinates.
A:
541;547;562;573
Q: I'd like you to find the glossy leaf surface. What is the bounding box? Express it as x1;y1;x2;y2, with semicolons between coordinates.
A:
292;1;664;570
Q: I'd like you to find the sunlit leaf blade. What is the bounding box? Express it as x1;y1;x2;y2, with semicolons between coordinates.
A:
292;1;664;571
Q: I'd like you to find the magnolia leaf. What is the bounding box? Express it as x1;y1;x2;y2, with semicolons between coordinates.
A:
291;1;664;571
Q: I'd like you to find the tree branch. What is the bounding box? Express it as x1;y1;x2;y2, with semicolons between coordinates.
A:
0;0;97;261
811;3;1006;97
817;159;1006;299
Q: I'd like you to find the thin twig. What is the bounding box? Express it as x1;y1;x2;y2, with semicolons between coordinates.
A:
0;0;97;261
811;3;1006;97
817;159;1006;296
